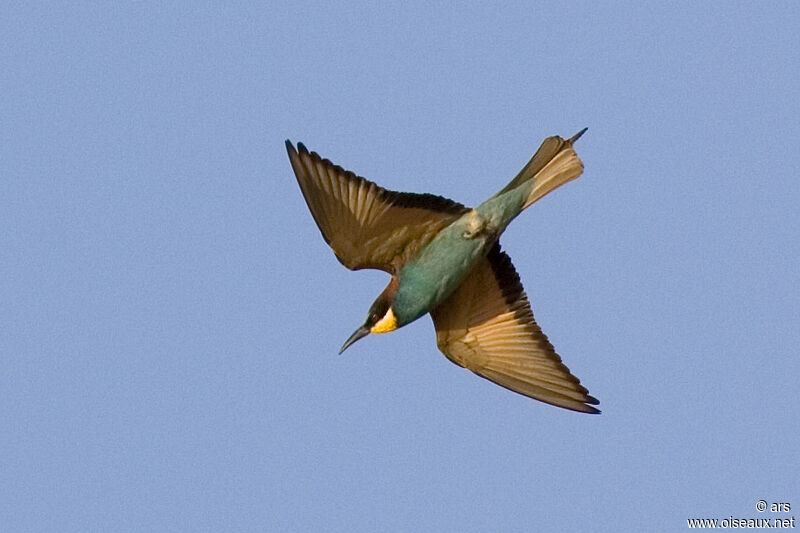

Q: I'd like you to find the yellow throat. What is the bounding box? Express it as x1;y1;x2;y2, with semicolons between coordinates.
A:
370;307;397;334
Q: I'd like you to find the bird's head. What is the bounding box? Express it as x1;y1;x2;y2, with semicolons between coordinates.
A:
339;277;399;354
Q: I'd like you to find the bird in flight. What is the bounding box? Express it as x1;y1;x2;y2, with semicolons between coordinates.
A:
286;130;599;413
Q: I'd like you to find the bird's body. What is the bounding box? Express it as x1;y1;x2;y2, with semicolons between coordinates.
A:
394;211;492;324
286;130;600;413
394;196;519;324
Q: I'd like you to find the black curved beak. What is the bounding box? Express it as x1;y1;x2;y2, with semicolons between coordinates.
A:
339;325;370;354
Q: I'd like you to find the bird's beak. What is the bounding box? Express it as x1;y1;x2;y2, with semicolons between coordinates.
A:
339;325;370;354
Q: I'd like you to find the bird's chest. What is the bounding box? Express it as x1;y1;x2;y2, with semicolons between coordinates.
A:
394;211;494;323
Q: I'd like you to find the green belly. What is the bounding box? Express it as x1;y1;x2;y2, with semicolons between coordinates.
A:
393;189;526;325
394;217;490;324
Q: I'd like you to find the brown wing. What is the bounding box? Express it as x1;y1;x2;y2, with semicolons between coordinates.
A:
431;244;600;413
287;141;469;274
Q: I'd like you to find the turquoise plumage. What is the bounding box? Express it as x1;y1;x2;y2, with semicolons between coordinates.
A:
287;129;599;413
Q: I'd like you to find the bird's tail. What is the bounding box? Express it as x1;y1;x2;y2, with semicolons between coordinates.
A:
499;128;587;210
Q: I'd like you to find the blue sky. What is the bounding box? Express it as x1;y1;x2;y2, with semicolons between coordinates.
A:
2;2;798;531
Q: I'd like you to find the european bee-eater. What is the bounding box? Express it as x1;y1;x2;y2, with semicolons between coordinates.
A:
286;130;599;413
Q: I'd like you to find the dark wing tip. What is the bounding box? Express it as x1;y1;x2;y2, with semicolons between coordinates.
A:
287;140;313;161
568;127;588;144
580;394;601;414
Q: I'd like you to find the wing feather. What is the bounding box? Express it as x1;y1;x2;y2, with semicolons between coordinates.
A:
287;141;469;273
431;244;599;413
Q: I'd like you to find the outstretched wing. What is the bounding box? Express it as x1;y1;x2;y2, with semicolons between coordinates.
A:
287;141;469;274
431;244;599;413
